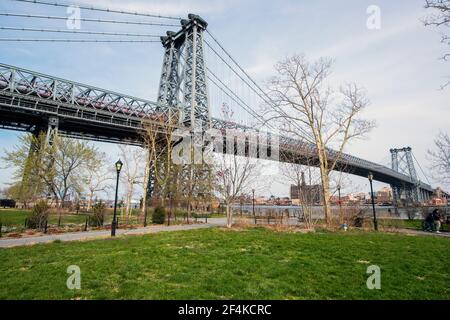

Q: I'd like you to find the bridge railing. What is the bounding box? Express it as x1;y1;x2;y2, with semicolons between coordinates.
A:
0;63;168;121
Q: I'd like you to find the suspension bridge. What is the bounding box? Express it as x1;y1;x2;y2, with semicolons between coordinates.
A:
0;0;434;204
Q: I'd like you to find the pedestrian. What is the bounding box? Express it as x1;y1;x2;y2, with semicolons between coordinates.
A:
431;209;443;233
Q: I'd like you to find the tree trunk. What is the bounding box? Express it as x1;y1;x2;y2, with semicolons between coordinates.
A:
87;192;93;211
187;203;191;224
317;148;332;225
125;185;134;217
319;168;332;224
226;203;233;228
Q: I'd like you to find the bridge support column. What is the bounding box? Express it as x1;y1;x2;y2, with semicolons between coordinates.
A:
46;117;59;145
391;184;401;215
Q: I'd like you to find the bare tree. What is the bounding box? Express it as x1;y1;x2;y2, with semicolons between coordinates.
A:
48;137;99;210
279;159;320;229
213;104;264;228
267;55;374;225
118;145;145;217
84;152;112;211
427;131;450;186
423;0;450;88
215;154;259;228
143;113;179;217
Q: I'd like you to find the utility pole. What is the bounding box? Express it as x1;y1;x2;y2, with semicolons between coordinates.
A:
368;172;378;231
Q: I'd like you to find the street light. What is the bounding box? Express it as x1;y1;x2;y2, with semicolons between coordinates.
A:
111;159;123;237
368;172;378;231
252;188;256;224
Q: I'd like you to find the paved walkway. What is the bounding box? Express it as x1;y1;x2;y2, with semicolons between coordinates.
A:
0;218;226;248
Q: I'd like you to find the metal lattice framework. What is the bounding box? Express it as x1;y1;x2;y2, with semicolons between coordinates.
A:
157;14;210;128
157;32;183;113
0;11;434;196
390;147;423;203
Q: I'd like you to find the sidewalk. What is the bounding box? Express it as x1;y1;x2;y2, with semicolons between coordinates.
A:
0;218;226;248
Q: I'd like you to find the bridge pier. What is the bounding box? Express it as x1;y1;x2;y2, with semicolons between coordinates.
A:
45;117;59;145
391;184;401;214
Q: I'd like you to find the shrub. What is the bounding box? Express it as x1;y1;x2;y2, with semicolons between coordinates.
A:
89;201;106;227
152;206;166;224
26;200;49;229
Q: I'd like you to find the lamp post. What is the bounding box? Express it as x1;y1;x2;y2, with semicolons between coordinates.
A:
111;159;123;237
252;188;256;224
368;172;378;231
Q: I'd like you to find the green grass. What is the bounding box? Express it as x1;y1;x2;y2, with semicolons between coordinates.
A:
0;227;449;300
0;209;88;228
0;209;29;226
0;209;142;229
378;218;449;231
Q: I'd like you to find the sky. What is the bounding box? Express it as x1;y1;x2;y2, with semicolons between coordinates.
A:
0;0;449;198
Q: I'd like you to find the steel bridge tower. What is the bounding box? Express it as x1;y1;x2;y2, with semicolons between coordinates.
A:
390;147;422;206
145;14;211;205
157;14;210;128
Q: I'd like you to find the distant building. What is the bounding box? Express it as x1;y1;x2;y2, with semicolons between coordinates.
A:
376;187;392;204
355;192;368;202
431;187;448;206
290;172;323;204
255;196;267;205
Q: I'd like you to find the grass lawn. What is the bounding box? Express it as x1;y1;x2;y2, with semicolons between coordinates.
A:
0;209;30;226
0;209;88;228
0;209;141;229
378;218;449;232
0;227;449;300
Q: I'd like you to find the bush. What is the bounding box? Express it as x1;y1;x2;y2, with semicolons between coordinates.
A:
26;200;49;229
89;202;105;227
152;206;166;224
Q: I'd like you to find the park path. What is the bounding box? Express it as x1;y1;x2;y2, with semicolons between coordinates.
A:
0;218;226;248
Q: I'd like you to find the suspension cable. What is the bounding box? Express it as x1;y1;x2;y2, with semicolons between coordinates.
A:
412;152;432;185
178;51;268;129
0;26;162;37
10;0;182;20
205;36;314;141
0;13;179;27
0;38;160;43
206;67;274;130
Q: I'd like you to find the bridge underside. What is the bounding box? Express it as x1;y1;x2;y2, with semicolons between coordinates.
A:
0;92;145;145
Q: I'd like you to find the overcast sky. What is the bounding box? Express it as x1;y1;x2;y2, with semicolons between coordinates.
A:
0;0;448;198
